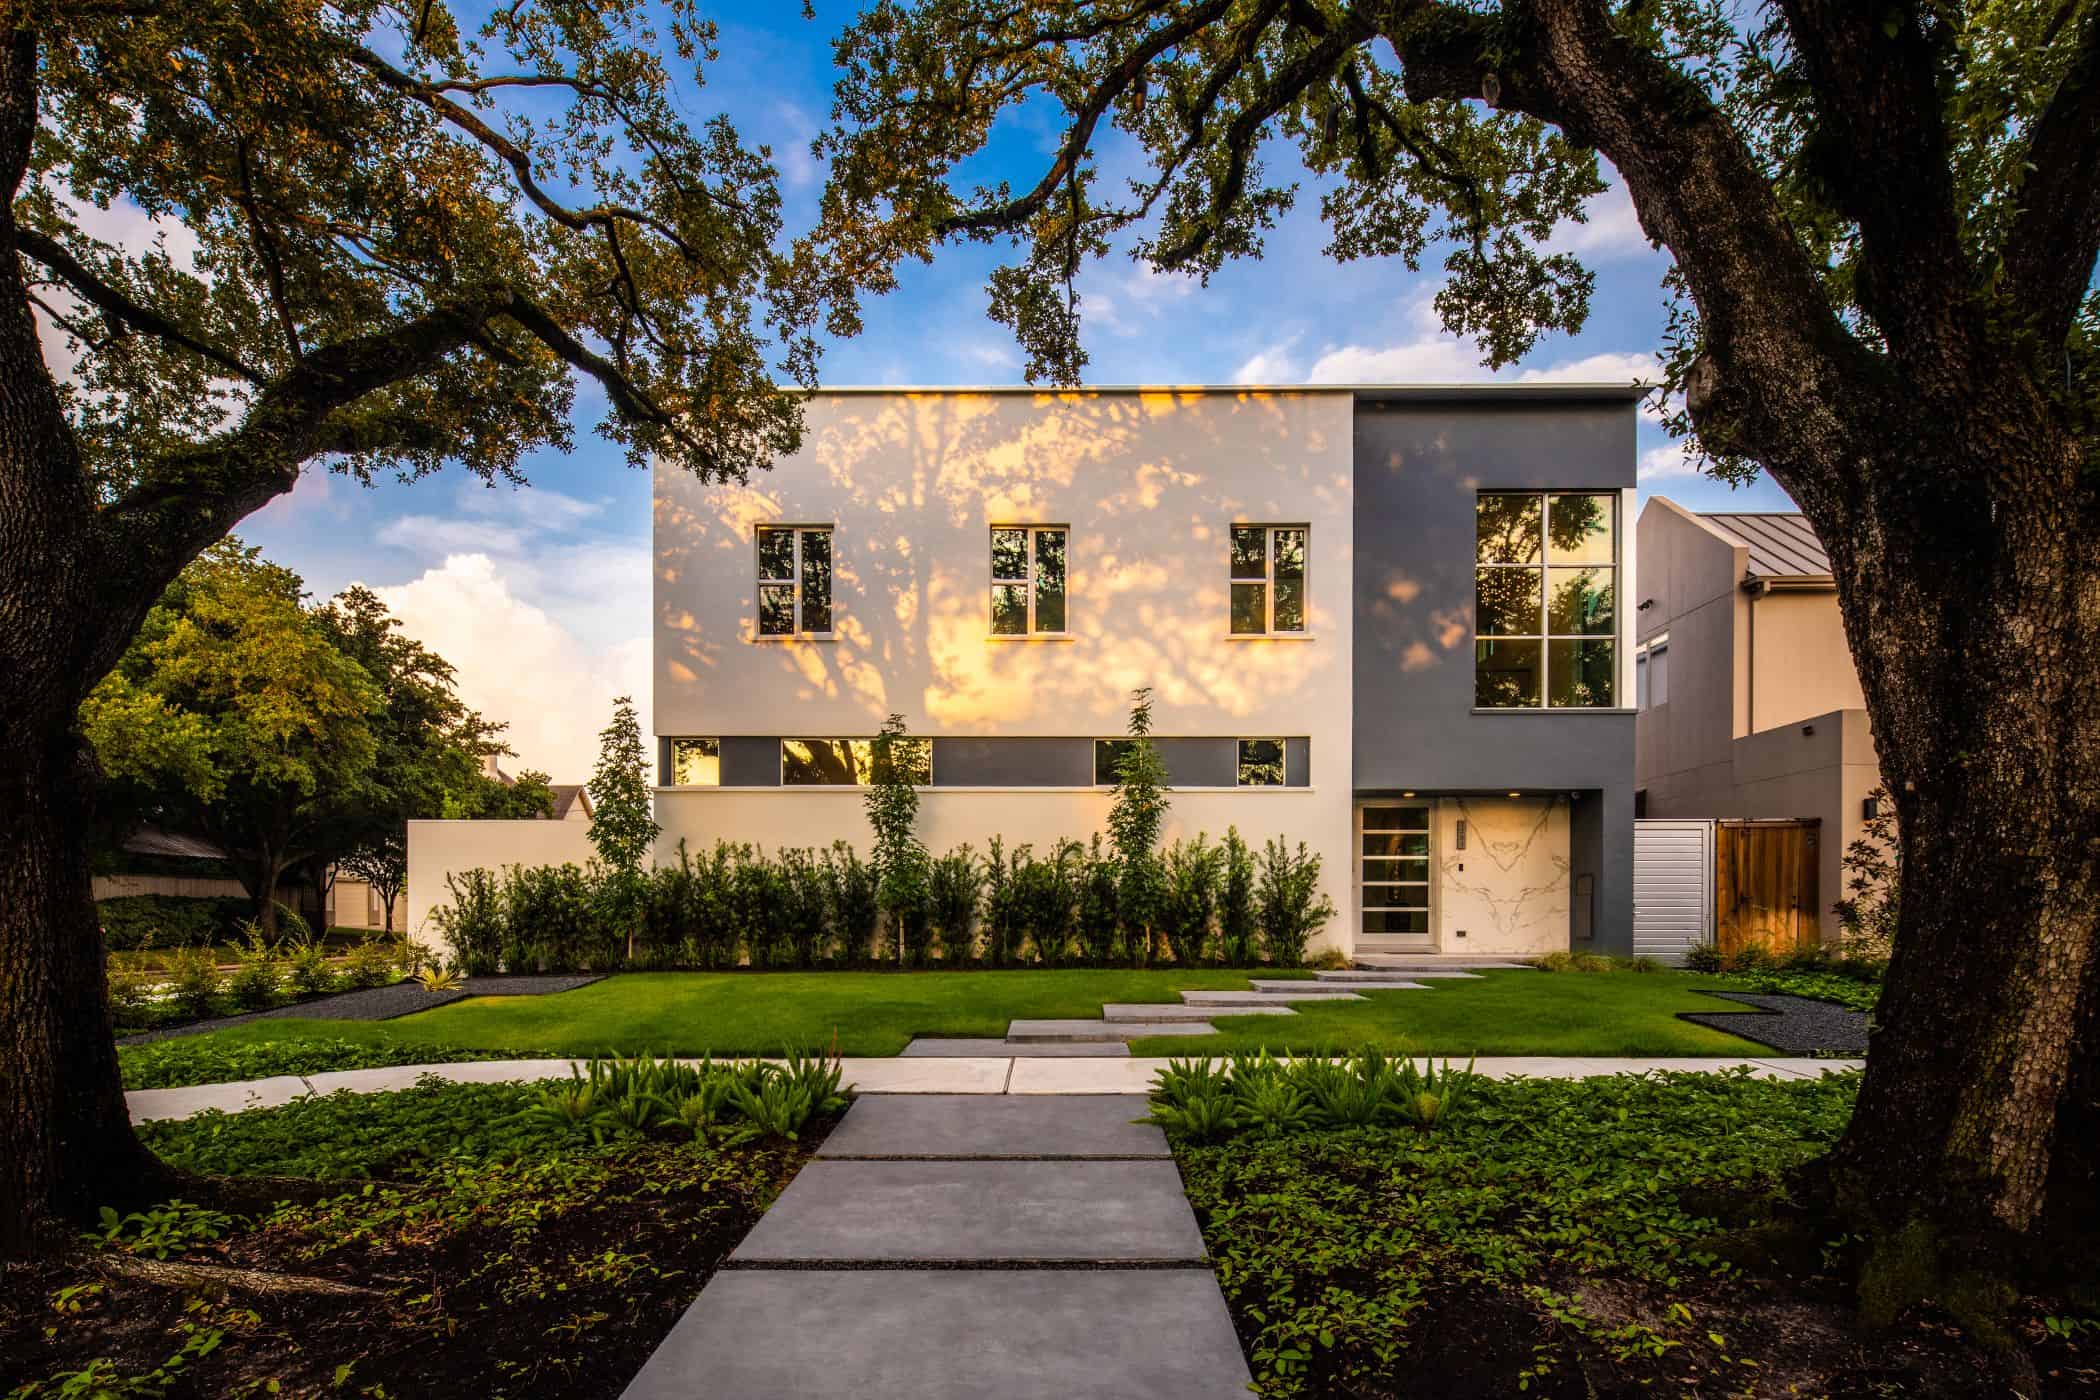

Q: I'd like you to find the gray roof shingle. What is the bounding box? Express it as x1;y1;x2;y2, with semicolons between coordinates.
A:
1699;512;1832;580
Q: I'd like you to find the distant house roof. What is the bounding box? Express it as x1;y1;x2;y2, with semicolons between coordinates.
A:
549;785;591;820
1699;511;1833;581
121;827;227;861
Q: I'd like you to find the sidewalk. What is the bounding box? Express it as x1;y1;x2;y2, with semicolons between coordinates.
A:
621;1095;1254;1399
125;1054;1862;1123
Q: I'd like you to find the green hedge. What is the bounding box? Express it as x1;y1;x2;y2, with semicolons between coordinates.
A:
432;832;1335;975
97;894;254;950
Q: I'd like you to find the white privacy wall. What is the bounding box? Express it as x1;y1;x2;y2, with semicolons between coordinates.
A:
653;389;1359;953
404;818;597;954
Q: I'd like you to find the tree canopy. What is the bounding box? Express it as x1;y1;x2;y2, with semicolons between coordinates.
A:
811;0;2096;472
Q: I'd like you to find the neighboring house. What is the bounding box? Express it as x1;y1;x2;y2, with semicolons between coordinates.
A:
549;785;592;822
1633;498;1882;943
90;827;251;903
651;385;1641;959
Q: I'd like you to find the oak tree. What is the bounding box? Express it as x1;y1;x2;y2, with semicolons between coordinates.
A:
1;0;823;1252
811;0;2100;1296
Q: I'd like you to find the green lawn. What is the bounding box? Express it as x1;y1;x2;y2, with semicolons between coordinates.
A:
150;968;1772;1061
1129;970;1772;1057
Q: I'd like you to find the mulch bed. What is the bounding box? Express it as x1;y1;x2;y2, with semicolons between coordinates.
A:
119;974;605;1046
1679;990;1870;1056
0;1127;820;1399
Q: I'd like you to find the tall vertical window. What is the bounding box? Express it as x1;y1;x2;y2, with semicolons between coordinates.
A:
1636;635;1669;709
1229;525;1308;634
990;526;1068;635
756;526;832;638
670;738;720;786
1475;493;1617;708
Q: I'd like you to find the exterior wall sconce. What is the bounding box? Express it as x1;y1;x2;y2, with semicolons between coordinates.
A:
1863;795;1882;820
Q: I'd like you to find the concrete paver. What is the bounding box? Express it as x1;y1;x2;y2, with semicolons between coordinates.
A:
620;1269;1254;1400
1100;1001;1293;1021
1180;989;1364;1005
817;1094;1164;1159
901;1037;1127;1058
729;1159;1207;1264
1007;1018;1218;1041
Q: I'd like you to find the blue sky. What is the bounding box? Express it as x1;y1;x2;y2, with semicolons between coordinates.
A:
222;1;1793;778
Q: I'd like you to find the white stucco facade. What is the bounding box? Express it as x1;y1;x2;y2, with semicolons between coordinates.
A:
653;389;1359;953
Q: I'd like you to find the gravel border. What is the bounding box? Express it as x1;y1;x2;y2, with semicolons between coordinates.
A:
1679;990;1869;1056
119;973;604;1046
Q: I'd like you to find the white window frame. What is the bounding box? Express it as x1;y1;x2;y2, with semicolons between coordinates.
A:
1474;492;1619;709
1235;738;1288;787
754;524;834;640
669;737;721;787
1228;523;1310;635
989;524;1069;636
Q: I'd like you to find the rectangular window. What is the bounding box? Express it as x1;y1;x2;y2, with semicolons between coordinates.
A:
1229;525;1308;634
1236;739;1285;786
990;526;1068;635
1093;738;1136;786
1475;493;1617;707
782;737;930;786
670;738;720;786
756;525;833;638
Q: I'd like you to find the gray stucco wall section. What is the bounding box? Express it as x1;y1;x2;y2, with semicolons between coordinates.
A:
1155;739;1235;788
1352;396;1638;949
719;737;782;787
932;738;1093;787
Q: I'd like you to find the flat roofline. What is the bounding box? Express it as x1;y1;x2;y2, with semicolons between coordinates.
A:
791;382;1650;403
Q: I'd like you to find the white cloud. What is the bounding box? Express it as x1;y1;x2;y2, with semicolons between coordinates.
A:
373;554;647;783
1638;443;1704;481
1517;350;1662;386
1547;179;1653;261
1231;339;1303;383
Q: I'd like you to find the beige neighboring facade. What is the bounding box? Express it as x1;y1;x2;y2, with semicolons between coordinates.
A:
1634;498;1880;941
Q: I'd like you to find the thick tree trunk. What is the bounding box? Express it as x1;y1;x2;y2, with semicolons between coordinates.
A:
0;727;168;1256
1820;400;2100;1290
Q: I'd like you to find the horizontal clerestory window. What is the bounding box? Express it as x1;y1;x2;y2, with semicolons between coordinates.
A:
668;738;720;786
782;738;931;786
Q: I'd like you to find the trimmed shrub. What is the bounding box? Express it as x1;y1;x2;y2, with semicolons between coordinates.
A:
164;945;221;1018
777;847;833;968
1013;840;1081;966
434;868;505;975
97;894;252;951
1073;835;1120;967
1217;828;1258;967
1163;835;1223;967
821;842;878;967
1256;837;1335;968
928;846;984;964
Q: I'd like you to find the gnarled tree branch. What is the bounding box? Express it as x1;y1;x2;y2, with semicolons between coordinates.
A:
2002;2;2100;348
15;228;265;384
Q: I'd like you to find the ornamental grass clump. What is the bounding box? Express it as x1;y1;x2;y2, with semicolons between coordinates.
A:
1143;1050;1480;1142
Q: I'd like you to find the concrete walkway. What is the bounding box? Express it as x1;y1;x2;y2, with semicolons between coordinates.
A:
621;1095;1254;1399
125;1054;1861;1123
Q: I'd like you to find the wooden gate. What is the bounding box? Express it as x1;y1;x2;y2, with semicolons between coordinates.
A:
1714;819;1819;957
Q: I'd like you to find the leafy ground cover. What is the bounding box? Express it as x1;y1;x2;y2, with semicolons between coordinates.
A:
120;1035;508;1091
2;1064;840;1398
1171;1069;2097;1397
1130;970;1773;1057
1709;967;1881;1011
125;969;1310;1069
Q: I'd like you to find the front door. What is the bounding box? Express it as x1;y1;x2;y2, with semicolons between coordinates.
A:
1358;802;1434;951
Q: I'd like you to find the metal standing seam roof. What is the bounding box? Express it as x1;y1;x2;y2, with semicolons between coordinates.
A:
1699;512;1833;580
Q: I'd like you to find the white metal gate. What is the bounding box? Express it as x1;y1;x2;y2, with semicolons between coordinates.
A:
1633;819;1714;964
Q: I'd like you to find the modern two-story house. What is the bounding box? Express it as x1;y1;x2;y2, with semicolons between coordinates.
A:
652;385;1641;959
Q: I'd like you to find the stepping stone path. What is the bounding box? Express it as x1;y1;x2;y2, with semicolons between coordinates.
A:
904;961;1518;1056
623;1094;1255;1399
